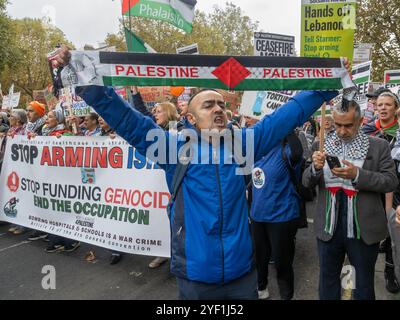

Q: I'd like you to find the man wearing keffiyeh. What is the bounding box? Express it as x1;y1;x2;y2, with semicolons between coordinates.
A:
303;100;398;300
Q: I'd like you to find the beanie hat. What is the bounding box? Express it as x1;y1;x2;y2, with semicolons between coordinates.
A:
29;101;46;117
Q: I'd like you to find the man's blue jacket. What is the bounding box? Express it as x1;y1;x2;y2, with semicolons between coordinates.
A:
77;86;337;284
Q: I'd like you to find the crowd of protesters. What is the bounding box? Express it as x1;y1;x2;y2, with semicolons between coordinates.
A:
1;76;400;300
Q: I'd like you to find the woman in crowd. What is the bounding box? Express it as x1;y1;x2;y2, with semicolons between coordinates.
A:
6;109;28;235
39;109;80;253
7;109;27;136
362;92;399;146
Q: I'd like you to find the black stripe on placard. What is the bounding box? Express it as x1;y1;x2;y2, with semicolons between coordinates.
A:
352;64;371;75
99;52;342;68
388;72;400;77
177;47;198;54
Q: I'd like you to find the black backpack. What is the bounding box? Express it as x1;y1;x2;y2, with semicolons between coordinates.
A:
281;132;315;229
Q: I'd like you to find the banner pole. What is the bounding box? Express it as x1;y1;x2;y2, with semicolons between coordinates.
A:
319;103;326;153
66;88;78;135
129;0;133;50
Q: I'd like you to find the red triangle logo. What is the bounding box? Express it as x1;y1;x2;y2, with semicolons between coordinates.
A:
212;58;251;89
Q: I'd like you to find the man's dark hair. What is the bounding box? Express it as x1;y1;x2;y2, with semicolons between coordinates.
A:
333;100;361;119
87;112;99;124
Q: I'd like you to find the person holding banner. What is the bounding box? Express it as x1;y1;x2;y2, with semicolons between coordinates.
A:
7;109;27;137
304;100;398;300
52;46;349;300
25;101;47;137
5;109;28;235
37;109;81;253
83;112;101;136
25;101;50;241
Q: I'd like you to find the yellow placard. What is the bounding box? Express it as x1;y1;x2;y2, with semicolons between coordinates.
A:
300;0;356;60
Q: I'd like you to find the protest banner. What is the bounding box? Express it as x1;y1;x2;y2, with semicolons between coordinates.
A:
124;28;156;53
0;135;171;257
2;92;20;109
240;90;296;119
177;87;192;103
33;86;58;109
254;32;295;57
138;86;171;108
216;89;241;110
384;70;400;85
352;60;372;109
390;85;400;97
176;43;199;55
362;82;380;124
52;51;354;91
122;0;197;33
300;0;356;60
353;43;373;64
114;87;127;100
33;90;47;105
59;87;92;117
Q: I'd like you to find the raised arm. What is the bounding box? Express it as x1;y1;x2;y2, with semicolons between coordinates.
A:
130;86;155;121
251;90;338;162
76;85;168;168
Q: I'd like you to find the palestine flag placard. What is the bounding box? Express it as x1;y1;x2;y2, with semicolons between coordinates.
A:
352;61;371;85
122;0;196;33
55;51;354;91
384;70;400;85
351;60;372;108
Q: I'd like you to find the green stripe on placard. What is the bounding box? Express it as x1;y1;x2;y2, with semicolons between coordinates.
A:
388;79;400;84
313;109;332;117
103;76;344;91
233;78;343;91
103;77;230;89
127;0;193;33
353;76;369;84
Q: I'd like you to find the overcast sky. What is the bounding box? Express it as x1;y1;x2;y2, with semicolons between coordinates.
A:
6;0;301;50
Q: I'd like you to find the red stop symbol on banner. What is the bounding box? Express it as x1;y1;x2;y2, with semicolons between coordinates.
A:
7;172;20;192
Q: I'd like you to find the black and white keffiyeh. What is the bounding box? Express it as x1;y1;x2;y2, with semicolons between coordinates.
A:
324;131;369;160
323;130;370;240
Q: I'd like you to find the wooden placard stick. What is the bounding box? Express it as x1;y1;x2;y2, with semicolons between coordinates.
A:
319;103;326;153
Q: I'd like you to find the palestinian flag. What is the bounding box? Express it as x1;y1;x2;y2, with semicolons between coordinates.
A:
122;0;197;33
352;61;371;85
124;28;156;53
384;70;400;85
57;51;354;92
